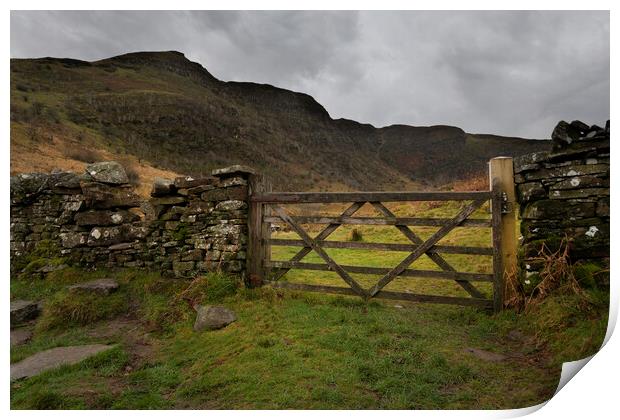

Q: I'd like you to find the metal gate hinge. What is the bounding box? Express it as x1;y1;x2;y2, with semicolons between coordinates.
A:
501;192;513;214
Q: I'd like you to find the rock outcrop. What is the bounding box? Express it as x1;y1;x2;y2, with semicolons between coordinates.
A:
193;305;237;331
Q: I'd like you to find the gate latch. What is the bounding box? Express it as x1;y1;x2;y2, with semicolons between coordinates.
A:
501;192;513;214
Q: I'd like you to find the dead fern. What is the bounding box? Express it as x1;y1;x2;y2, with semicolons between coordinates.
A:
503;265;525;310
525;237;584;307
505;236;591;312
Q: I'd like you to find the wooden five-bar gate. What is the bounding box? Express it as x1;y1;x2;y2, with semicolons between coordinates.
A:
247;158;517;313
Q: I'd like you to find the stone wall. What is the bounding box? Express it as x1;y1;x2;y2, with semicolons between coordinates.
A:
514;120;610;288
10;162;254;279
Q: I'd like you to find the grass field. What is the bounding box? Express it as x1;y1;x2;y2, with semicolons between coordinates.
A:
10;200;608;409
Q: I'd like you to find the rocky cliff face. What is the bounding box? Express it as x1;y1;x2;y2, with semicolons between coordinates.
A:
11;51;549;190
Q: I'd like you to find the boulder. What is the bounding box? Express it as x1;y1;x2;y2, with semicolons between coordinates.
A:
49;172;84;193
551;120;581;149
38;263;69;273
194;305;237;331
516;182;546;203
85;224;147;246
548;188;609;200
513;152;551;173
11;300;40;327
74;209;140;226
521;199;596;220
80;182;141;209
211;165;256;178
149;196;188;206
523;164;609;181
151;178;176;197
10;344;115;380
10;173;49;205
174;176;217;189
220;176;248;188
215;200;247;211
549;175;608;190
68;278;119;295
569;120;590;134
108;242;135;251
201;186;248;202
85;161;129;185
59;232;88;248
87;226;123;246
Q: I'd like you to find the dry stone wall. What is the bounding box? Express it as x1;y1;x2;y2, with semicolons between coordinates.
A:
514;120;610;289
10;162;254;279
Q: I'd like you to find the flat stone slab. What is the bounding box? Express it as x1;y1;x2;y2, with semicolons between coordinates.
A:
11;328;33;346
464;347;508;362
194;305;236;331
85;161;129;185
69;279;119;295
11;300;40;327
211;165;256;177
11;344;115;380
38;263;69;273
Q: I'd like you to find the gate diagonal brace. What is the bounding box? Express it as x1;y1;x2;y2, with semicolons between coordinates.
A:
269;201;365;282
368;199;487;297
271;204;368;298
369;202;486;299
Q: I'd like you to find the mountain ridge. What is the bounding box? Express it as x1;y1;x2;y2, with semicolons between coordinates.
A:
10;50;550;191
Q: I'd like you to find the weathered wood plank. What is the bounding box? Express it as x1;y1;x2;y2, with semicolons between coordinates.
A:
265;261;494;282
252;191;492;203
271;205;368;297
267;281;493;308
247;174;265;287
269;201;365;282
261;181;273;282
264;215;491;227
489;157;514;313
368;199;488;296
268;238;494;255
491;179;505;313
370;202;487;299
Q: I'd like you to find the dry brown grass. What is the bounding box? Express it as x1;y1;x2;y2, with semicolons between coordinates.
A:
450;172;489;192
505;236;587;312
64;147;103;163
526;239;583;305
11;123;178;197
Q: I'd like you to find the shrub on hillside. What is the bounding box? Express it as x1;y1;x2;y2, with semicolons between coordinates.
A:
65;147;102;163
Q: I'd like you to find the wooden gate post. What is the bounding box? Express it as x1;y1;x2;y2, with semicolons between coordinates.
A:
247;173;265;287
489;157;517;312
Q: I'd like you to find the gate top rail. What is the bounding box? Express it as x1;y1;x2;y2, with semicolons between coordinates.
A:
250;191;492;203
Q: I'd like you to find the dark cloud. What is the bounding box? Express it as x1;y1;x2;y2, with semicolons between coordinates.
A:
10;10;609;138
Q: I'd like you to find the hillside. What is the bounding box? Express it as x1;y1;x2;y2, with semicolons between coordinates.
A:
10;51;549;191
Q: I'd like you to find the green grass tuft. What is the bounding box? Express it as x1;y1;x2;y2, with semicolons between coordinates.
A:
35;289;128;332
176;272;241;306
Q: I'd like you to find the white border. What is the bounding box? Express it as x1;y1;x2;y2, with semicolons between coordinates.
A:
3;2;616;419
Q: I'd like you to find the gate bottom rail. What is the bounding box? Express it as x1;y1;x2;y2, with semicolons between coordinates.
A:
265;280;493;308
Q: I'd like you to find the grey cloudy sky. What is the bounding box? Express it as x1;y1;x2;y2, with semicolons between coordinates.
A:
11;10;609;138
